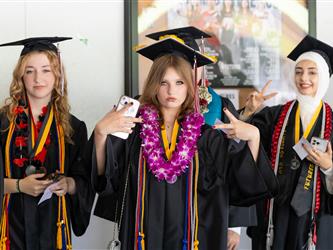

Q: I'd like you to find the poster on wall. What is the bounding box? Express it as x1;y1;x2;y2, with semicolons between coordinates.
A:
214;88;240;110
125;0;315;105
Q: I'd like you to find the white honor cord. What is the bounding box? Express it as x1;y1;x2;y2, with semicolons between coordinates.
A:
266;101;296;249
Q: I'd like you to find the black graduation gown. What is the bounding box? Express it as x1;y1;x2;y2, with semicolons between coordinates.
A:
92;122;278;250
247;102;333;250
221;97;258;228
0;113;95;250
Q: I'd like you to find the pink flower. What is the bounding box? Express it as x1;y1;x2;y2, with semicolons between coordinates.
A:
139;105;204;183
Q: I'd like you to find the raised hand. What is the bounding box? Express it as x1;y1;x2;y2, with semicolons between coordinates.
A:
244;80;278;116
95;103;142;136
304;142;333;170
214;108;260;160
94;103;142;175
214;108;260;142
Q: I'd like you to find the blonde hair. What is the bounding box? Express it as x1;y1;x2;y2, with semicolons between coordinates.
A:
0;50;73;143
140;54;195;119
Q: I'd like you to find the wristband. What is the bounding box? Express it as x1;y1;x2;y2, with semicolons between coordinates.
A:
16;179;21;193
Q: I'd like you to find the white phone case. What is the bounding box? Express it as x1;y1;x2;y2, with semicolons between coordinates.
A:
310;136;328;152
111;95;140;139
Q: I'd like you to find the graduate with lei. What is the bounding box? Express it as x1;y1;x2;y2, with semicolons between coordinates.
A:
245;36;333;250
92;33;278;250
0;37;95;250
145;26;266;250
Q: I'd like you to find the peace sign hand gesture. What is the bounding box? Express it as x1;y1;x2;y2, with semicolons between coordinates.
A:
214;108;260;142
214;108;260;160
243;80;278;116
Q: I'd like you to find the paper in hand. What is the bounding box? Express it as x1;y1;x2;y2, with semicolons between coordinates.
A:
293;137;312;160
214;118;240;143
38;182;57;205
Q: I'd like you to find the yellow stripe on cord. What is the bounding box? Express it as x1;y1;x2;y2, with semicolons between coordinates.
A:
31;118;35;149
35;106;54;156
5;122;15;177
0;196;9;248
139;160;147;250
63;196;72;249
161;120;179;160
56;196;63;250
56;114;70;249
295;101;323;143
194;152;200;250
2;119;15;247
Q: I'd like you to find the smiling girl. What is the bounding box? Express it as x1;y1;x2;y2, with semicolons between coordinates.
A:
245;36;333;250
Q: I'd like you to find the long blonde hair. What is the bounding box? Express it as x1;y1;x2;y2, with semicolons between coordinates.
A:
0;50;73;143
140;54;195;119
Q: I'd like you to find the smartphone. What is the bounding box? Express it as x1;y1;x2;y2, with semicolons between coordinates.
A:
310;136;328;152
111;95;140;139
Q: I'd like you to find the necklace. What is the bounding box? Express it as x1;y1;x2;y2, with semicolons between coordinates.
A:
139;104;204;184
13;103;51;171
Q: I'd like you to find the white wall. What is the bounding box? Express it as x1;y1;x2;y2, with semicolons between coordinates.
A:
0;1;124;249
0;1;333;250
318;1;333;106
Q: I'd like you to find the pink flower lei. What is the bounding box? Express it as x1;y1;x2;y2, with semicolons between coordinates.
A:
139;104;204;184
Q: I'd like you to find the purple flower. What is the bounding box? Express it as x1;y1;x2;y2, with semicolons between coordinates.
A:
139;104;204;183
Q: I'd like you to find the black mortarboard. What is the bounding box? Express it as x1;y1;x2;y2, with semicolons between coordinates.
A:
0;37;72;56
136;37;215;68
146;26;210;51
288;35;333;76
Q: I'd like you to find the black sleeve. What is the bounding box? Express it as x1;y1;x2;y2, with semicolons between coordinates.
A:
228;143;279;206
221;97;240;120
66;120;95;236
250;105;282;153
90;132;130;222
198;126;279;204
228;205;257;227
90;133;126;197
222;98;261;226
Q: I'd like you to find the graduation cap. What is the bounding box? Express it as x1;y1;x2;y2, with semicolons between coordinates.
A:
0;37;72;56
136;37;215;68
146;26;211;51
0;37;71;96
288;35;333;76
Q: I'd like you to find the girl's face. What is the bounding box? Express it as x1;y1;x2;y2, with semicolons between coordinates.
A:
157;67;188;112
295;59;319;97
23;52;56;103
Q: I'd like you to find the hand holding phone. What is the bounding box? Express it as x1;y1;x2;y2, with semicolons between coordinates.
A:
310;137;329;153
111;95;140;139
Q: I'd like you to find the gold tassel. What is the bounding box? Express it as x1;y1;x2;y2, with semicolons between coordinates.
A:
1;237;7;250
194;240;199;250
57;220;64;249
139;233;145;250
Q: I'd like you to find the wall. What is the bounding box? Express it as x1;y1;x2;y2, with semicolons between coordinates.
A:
0;1;332;249
318;1;333;106
0;1;124;249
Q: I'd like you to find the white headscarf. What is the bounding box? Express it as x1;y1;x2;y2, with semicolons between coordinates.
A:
293;51;330;129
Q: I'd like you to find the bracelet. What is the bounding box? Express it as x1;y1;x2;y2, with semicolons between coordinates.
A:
16;179;21;193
